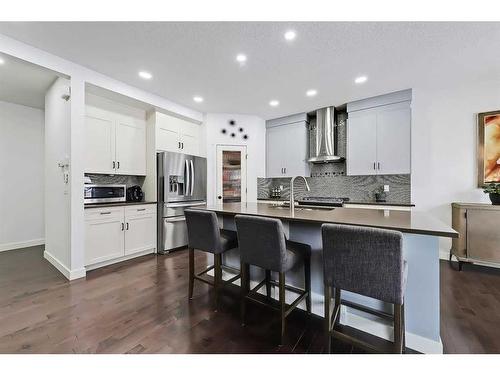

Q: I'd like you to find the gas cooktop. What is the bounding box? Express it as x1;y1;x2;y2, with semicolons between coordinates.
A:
297;196;350;207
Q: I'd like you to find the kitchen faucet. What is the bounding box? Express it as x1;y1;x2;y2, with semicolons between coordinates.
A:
290;176;310;216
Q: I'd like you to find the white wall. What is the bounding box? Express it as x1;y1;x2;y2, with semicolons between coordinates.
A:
412;79;500;252
204;113;266;205
0;100;45;251
1;33;202;279
43;77;72;274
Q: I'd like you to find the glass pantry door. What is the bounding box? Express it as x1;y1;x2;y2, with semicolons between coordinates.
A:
216;145;247;203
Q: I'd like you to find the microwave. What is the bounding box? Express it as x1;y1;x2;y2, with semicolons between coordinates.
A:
84;184;126;204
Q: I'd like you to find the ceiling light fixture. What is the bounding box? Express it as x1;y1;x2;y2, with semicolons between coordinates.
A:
236;54;247;64
269;100;279;107
193;96;204;103
0;57;5;65
306;89;317;97
138;71;152;80
284;30;297;41
354;75;368;84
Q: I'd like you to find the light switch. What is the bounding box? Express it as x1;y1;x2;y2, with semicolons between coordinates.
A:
384;185;390;192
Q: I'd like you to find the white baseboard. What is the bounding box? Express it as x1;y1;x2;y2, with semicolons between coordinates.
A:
0;238;44;252
341;307;443;354
85;248;156;271
43;250;86;281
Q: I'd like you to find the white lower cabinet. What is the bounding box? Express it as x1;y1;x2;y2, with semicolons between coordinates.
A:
85;204;156;267
124;205;156;256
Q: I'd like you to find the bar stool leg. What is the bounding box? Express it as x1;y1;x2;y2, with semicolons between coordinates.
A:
265;270;272;298
279;272;286;346
214;254;222;311
402;302;406;353
240;262;249;326
324;284;332;354
188;248;195;300
394;303;403;354
304;257;311;314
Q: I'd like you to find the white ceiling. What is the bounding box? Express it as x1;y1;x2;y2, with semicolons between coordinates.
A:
1;22;500;118
0;53;60;109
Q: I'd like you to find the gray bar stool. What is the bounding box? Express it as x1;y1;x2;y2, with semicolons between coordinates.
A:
184;209;240;309
322;224;407;354
235;214;311;345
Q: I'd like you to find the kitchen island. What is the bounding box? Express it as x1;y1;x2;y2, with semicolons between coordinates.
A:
200;202;457;354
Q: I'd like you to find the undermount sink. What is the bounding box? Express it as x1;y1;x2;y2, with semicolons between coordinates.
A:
269;205;334;212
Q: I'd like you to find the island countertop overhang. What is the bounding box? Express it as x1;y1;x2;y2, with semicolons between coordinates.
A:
201;202;458;238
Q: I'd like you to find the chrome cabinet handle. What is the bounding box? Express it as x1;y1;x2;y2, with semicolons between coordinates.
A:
137;208;146;211
126;222;129;230
373;162;376;170
100;211;111;215
190;160;194;196
113;161;116;169
117;161;120;169
121;222;124;231
377;162;380;170
178;142;181;149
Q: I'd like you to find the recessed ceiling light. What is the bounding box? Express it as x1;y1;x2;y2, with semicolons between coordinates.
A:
354;75;368;84
306;89;317;97
193;96;204;103
269;100;280;107
236;54;247;63
284;30;296;41
0;57;5;65
138;71;152;80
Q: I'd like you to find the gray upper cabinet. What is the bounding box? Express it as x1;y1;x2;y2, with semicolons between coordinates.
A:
266;114;310;178
346;89;411;176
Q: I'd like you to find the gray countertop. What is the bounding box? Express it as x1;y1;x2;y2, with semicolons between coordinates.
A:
257;198;414;207
202;202;457;238
84;201;157;209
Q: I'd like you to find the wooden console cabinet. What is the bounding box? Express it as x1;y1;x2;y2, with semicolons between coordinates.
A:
451;202;500;270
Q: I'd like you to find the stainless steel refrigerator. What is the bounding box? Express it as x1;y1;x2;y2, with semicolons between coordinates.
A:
157;151;207;254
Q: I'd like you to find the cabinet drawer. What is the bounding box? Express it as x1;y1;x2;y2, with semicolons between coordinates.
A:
85;206;124;221
125;204;156;217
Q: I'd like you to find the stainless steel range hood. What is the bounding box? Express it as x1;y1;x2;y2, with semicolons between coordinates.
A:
308;106;344;163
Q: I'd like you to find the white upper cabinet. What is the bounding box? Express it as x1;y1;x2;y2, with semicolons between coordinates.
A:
115;116;146;175
153;112;202;156
85;103;146;176
376;104;411;175
346;89;411;176
346;111;378;175
85;110;115;174
266;116;310;178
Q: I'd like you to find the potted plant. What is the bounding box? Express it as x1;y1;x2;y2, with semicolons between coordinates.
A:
483;183;500;205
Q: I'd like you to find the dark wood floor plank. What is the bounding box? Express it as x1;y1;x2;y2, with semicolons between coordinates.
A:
1;246;500;353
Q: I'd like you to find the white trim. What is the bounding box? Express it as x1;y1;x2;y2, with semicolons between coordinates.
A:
0;238;45;252
44;250;86;280
341;307;443;354
85;248;156;271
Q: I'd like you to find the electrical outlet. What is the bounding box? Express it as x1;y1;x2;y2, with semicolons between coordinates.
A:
384;184;390;192
279;185;284;191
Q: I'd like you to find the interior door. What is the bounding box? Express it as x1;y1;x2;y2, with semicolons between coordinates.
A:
216;145;247;203
85;107;115;174
376;103;411;175
115;117;146;175
346;111;377;175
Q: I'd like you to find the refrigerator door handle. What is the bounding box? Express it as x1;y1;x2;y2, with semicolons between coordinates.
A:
190;160;195;196
185;159;190;197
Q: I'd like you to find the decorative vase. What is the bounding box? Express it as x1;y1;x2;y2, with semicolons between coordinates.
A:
489;193;500;205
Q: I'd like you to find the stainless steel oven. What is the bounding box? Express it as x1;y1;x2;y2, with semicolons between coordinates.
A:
84;184;126;204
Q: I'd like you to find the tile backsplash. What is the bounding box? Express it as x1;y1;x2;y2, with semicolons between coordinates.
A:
258;169;411;204
85;174;145;189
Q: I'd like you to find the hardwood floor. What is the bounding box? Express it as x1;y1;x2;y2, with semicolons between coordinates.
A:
0;246;499;353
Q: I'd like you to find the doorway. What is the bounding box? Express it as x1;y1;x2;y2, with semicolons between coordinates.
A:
215;145;247;203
